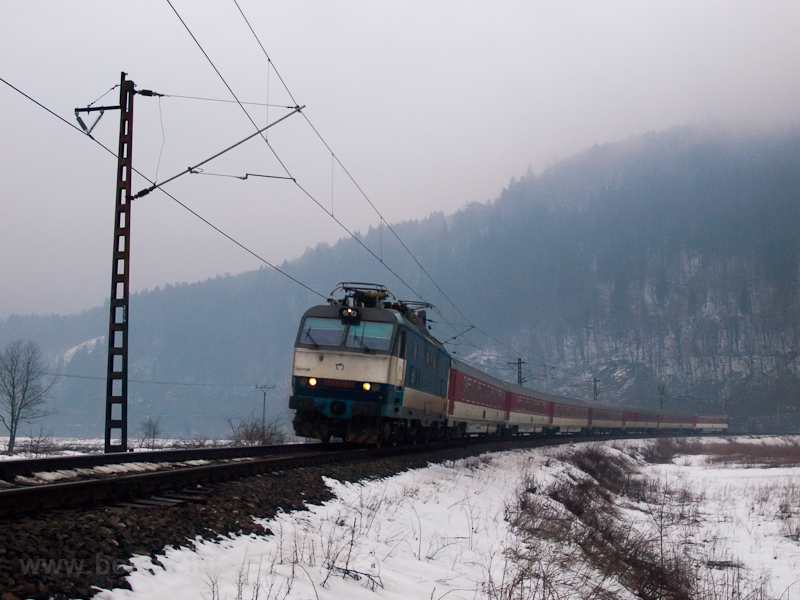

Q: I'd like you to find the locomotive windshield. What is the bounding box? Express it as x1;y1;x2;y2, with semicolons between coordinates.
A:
299;317;346;346
345;321;394;350
298;317;395;351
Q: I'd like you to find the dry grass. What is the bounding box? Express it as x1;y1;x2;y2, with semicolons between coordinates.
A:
494;445;780;600
703;443;800;468
494;447;698;600
643;437;800;468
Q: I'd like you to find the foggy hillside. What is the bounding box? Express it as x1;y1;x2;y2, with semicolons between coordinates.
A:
2;126;798;438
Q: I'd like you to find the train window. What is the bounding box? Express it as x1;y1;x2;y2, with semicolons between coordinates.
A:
299;317;346;346
432;354;437;369
345;321;394;351
398;332;407;359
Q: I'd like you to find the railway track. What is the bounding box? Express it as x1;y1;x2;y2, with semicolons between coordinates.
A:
0;431;728;599
0;443;366;517
0;432;710;518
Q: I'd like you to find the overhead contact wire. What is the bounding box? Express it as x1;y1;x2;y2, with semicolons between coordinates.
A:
52;373;257;387
0;75;325;301
232;0;299;106
168;1;429;304
162;94;291;108
2;79;532;374
229;3;473;335
165;0;295;182
169;5;536;363
235;0;474;331
168;3;529;361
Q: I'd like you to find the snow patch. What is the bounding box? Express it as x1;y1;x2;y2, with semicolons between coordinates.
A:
63;336;104;363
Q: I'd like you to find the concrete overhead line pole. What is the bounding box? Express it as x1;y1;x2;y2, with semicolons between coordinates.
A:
76;72;161;453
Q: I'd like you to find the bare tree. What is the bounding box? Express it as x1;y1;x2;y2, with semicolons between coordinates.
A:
0;340;55;454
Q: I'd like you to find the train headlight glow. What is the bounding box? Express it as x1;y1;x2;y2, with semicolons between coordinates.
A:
362;382;371;391
309;377;317;386
339;307;360;321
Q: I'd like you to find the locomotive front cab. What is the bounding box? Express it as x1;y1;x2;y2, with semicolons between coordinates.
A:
289;300;405;443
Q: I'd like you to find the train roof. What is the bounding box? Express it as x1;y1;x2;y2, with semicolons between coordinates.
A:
300;303;447;351
302;303;401;324
308;284;726;420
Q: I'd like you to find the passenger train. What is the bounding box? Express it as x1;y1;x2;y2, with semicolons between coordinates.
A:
289;283;728;444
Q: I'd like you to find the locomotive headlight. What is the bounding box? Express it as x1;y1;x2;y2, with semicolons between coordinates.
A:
309;377;317;386
300;377;308;385
340;307;360;320
362;382;371;391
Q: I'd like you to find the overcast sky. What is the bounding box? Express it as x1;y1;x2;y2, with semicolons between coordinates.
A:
1;1;799;320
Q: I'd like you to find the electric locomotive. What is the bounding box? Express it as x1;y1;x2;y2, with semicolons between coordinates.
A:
289;283;729;443
289;283;450;444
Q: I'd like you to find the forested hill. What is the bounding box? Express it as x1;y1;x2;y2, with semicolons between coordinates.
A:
2;126;798;437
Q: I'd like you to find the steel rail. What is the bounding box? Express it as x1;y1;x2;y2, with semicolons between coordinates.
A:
0;442;357;481
0;431;725;518
0;447;368;517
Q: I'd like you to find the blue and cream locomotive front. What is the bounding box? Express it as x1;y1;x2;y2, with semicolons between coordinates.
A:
289;303;404;443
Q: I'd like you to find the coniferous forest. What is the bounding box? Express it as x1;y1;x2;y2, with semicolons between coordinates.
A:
1;126;798;437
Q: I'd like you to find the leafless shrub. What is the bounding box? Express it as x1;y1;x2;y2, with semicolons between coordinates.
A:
15;425;56;456
642;438;711;464
695;563;774;600
319;514;383;591
497;451;708;600
497;476;644;599
778;579;800;600
138;416;162;450
227;413;287;446
201;572;221;600
643;437;682;463
563;444;633;494
171;436;227;449
203;551;299;600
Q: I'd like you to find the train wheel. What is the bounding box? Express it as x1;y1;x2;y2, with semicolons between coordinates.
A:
376;422;391;448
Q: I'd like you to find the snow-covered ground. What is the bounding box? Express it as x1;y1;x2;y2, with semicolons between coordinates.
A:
0;437;105;460
91;436;800;600
647;458;800;594
0;437;235;460
13;459;213;485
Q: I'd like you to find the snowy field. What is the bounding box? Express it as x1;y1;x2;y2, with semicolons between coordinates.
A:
90;436;800;600
0;437;236;460
0;437;105;460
